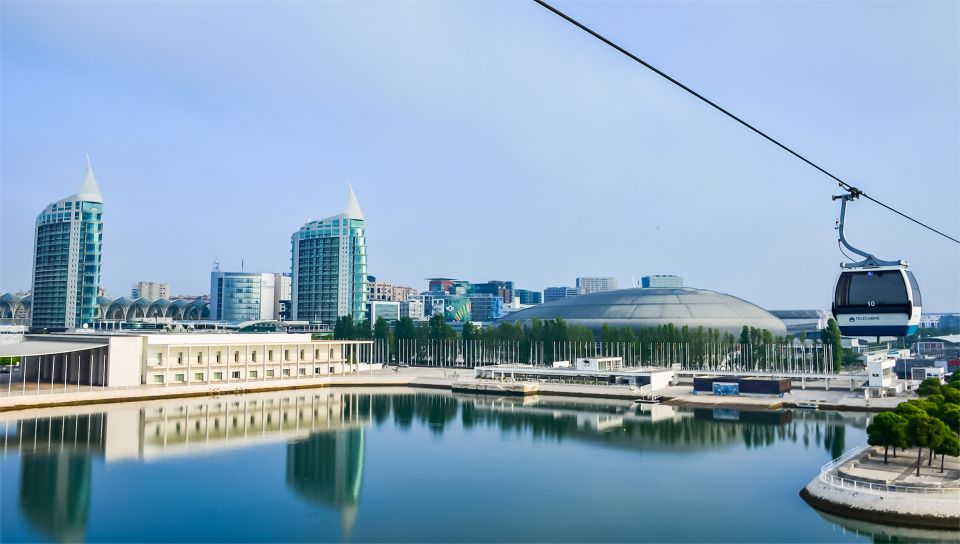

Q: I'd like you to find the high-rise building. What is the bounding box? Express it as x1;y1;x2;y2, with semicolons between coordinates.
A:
366;276;417;302
543;287;579;304
30;158;103;329
291;186;367;324
641;275;683;288
131;281;169;300
515;289;542;305
576;277;618;294
210;268;288;322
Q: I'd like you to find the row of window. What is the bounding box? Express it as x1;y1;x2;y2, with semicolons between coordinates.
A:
156;347;338;365
152;366;340;383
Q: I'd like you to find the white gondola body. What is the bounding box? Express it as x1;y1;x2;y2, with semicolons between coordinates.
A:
832;265;921;337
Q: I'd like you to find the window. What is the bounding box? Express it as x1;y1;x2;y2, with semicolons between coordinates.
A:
315;349;320;359
174;373;185;382
266;370;275;377
156;353;163;365
315;367;322;374
284;349;290;361
283;369;291;376
197;353;202;364
299;368;306;375
231;371;241;379
195;372;204;380
329;366;335;374
216;352;221;363
153;375;164;383
234;352;239;363
268;350;273;362
300;349;305;359
214;372;223;380
249;370;258;378
177;353;183;364
330;348;335;358
252;351;257;362
835;270;909;308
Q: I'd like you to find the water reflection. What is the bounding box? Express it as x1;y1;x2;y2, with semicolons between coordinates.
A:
1;390;859;542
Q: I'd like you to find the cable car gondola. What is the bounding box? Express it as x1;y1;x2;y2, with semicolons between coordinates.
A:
831;190;921;337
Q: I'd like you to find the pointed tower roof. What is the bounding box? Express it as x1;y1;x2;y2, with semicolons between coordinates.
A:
343;183;364;220
75;154;103;203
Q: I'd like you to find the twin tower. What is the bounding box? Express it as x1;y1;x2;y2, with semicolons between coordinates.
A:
30;160;366;329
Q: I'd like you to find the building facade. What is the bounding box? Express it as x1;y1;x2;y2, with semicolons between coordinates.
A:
576;277;618;294
291;186;367;324
366;276;417;302
543;287;579;304
30;159;104;329
368;301;400;324
467;294;503;322
641;275;684;288
210;268;288;322
131;281;169;300
515;289;542;305
399;300;425;321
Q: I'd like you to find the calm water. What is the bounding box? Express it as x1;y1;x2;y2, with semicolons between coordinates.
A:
0;389;953;542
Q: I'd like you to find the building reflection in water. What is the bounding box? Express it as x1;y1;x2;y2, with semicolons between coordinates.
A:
0;390;860;541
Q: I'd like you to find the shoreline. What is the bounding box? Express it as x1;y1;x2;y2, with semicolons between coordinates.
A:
0;367;902;413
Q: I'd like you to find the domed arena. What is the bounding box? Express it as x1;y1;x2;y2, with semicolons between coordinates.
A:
502;287;787;336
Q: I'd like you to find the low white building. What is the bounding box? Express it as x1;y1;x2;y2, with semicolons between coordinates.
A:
575;357;623;372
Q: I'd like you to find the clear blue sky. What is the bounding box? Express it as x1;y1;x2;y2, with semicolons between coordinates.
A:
1;0;957;311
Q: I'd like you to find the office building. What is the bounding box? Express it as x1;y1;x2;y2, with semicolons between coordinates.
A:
210;267;289;322
576;277;618;294
467;293;503;322
515;289;542;305
291;186;367;324
543;287;579;304
399;300;425;321
469;280;513;304
369;301;400;324
131;281;169;300
641;275;684;288
30;158;104;329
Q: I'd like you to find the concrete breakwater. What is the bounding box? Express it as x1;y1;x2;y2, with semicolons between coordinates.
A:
800;445;960;530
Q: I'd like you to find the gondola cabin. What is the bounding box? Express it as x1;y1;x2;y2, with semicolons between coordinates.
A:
832;265;921;337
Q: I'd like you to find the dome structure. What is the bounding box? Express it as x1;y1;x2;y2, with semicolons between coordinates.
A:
502;287;786;336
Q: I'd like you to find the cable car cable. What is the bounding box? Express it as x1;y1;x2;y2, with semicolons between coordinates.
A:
532;0;960;245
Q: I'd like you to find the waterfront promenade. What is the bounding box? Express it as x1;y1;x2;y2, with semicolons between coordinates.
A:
0;366;907;412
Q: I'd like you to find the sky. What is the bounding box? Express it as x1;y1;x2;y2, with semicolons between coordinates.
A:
1;0;957;312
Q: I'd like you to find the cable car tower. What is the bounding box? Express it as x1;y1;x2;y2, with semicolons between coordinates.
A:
831;188;921;338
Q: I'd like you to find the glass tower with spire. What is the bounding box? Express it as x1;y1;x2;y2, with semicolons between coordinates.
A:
290;185;367;324
30;158;104;329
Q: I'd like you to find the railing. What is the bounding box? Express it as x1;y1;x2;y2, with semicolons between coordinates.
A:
818;442;959;495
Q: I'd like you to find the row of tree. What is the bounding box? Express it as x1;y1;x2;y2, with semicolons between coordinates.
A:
867;374;960;475
332;314;846;370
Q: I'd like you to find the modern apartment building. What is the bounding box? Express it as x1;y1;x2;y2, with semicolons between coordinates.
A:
576;277;618;294
368;301;400;324
543;287;579;304
131;281;169;300
291;186;367;324
30;158;104;329
367;276;418;302
467;293;503;321
399;300;425;321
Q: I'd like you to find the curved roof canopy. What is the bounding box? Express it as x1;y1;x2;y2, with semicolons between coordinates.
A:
502;287;786;335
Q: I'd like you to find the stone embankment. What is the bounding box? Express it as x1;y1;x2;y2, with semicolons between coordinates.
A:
801;445;960;530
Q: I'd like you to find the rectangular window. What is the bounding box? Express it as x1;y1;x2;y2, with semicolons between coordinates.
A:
299;368;306;375
283;369;291;376
315;367;322;374
234;352;239;363
194;373;204;380
156;353;163;365
174;373;185;382
153;375;164;383
216;352;221;363
300;350;304;359
252;351;257;362
197;353;202;364
315;349;320;359
214;372;223;380
249;370;258;378
232;371;241;379
284;349;290;361
329;366;335;374
268;350;273;362
177;353;183;364
266;370;275;377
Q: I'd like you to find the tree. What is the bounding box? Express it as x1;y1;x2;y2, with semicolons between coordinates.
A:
822;319;843;372
739;326;750;345
333;315;354;340
934;431;960;473
905;413;943;476
867;412;907;464
917;377;943;397
461;321;478;342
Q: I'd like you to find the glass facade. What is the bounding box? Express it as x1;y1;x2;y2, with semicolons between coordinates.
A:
292;217;367;324
213;274;262;321
32;198;103;329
